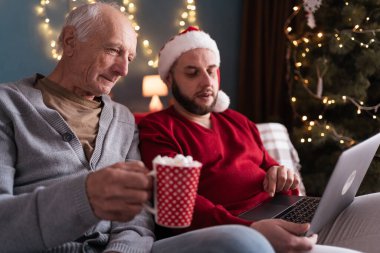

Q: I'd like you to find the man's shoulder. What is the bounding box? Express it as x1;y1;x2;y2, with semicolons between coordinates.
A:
215;109;249;122
0;76;35;91
140;107;175;123
0;76;38;105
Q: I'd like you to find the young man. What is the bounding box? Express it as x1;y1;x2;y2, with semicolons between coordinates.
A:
138;26;380;253
0;4;274;253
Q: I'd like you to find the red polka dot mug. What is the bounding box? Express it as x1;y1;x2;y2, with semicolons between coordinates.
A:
144;159;202;228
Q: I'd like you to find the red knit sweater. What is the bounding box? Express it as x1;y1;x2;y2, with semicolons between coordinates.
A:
139;106;298;234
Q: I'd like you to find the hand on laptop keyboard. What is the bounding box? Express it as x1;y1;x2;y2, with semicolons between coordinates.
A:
263;165;300;197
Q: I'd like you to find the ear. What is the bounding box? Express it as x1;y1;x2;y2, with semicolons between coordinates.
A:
61;26;76;57
165;72;173;89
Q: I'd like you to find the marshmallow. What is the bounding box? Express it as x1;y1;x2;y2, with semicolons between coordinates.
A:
153;154;202;167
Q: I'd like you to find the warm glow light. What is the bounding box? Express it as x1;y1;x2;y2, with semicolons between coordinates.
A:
36;0;199;66
182;12;188;19
142;75;169;112
143;40;149;47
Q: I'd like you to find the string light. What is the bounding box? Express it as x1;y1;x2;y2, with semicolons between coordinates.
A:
36;0;199;67
285;2;380;146
123;0;199;68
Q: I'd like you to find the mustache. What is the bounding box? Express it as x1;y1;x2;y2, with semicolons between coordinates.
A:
194;88;215;97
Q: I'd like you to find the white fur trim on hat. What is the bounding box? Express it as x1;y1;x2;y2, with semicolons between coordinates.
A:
213;90;230;113
158;30;220;81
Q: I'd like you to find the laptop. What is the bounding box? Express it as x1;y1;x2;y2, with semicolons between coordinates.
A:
238;133;380;236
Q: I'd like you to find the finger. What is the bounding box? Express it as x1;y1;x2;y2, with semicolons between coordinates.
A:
110;161;149;173
307;234;318;245
263;176;268;192
282;169;294;191
265;168;277;197
125;160;146;169
278;219;310;235
107;169;151;190
115;189;151;204
286;234;315;252
122;161;150;174
122;171;152;190
291;173;300;190
276;166;287;192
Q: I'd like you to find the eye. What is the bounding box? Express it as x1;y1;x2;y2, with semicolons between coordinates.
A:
128;55;135;62
208;68;217;77
185;69;198;78
106;48;120;55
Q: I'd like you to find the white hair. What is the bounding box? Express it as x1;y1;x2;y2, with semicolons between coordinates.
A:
57;1;121;52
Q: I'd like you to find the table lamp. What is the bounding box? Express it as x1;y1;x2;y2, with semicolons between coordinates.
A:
142;75;168;112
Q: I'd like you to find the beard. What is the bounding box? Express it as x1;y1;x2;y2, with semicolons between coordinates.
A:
172;78;217;116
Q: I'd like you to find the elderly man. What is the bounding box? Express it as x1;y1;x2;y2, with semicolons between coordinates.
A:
138;26;380;253
0;3;274;253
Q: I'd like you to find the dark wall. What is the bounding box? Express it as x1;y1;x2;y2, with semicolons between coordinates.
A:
0;0;242;111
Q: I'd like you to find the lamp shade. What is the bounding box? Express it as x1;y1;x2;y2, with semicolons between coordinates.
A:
142;75;168;97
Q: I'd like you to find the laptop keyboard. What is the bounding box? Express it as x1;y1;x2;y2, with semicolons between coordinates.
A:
279;197;320;224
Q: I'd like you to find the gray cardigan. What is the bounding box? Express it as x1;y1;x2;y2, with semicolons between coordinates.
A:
0;75;154;253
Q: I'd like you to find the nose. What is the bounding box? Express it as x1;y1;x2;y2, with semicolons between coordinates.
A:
199;70;214;88
113;56;129;77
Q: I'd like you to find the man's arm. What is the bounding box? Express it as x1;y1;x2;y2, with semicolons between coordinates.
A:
104;210;155;253
0;108;154;252
138;117;252;231
248;120;300;196
93;125;155;253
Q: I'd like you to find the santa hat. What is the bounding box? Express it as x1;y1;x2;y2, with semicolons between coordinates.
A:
158;26;230;113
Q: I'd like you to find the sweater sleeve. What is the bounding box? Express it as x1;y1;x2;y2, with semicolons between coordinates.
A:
248;120;279;170
104;210;155;253
104;126;155;253
248;119;299;196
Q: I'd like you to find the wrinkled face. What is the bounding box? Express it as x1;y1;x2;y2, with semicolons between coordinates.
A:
64;7;137;98
168;48;219;115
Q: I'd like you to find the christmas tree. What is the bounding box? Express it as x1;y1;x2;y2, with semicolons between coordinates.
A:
286;0;380;196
